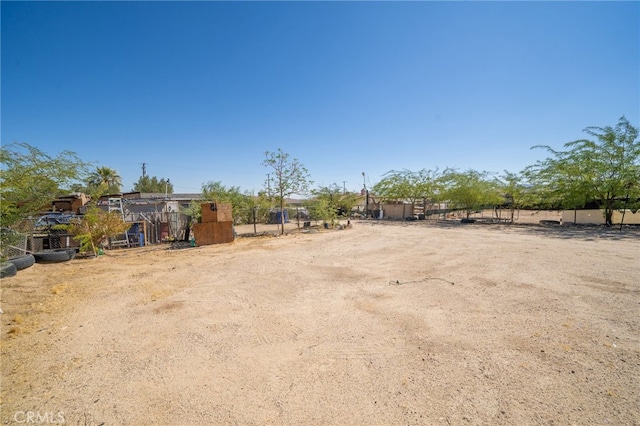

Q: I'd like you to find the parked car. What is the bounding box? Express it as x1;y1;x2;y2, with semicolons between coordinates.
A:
34;213;78;229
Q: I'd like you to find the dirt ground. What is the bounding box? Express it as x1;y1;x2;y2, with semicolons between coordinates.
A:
1;220;639;425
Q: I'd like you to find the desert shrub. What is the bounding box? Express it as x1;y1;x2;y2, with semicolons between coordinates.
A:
64;207;130;255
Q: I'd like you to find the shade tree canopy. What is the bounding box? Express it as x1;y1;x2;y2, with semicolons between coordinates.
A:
0;142;91;228
527;116;639;226
440;169;503;219
372;168;443;208
133;175;173;194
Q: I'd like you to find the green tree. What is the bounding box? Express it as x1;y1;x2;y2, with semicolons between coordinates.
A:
311;183;358;218
133;175;173;194
307;197;337;226
241;191;273;225
263;149;312;234
373;169;442;215
498;170;532;223
442;169;503;219
373;170;414;203
87;166;122;196
336;191;359;217
180;200;203;226
528;116;640;226
0;142;90;228
309;183;355;225
65;207;131;255
252;191;275;224
201;180;252;224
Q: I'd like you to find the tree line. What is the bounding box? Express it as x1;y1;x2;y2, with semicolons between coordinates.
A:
372;116;639;226
1;116;638;232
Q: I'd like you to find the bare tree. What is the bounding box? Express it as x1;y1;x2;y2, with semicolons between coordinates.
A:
262;149;312;234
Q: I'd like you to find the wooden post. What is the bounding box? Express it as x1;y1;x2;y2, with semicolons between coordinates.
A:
143;221;148;246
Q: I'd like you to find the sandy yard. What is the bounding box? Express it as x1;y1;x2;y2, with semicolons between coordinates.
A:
1;220;639;425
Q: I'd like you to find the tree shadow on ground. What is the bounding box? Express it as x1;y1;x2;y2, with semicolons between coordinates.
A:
495;223;640;242
362;219;640;242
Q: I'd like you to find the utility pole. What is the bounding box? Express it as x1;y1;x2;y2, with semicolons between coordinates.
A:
343;181;347;194
141;163;147;178
165;179;170;199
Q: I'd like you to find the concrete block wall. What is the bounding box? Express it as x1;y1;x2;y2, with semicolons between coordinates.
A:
561;209;640;225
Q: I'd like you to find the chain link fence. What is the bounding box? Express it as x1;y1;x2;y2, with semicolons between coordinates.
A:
0;228;28;259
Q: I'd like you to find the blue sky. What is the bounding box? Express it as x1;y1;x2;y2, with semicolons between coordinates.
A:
2;1;638;194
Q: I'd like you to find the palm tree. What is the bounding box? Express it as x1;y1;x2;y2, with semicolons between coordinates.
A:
88;166;122;195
